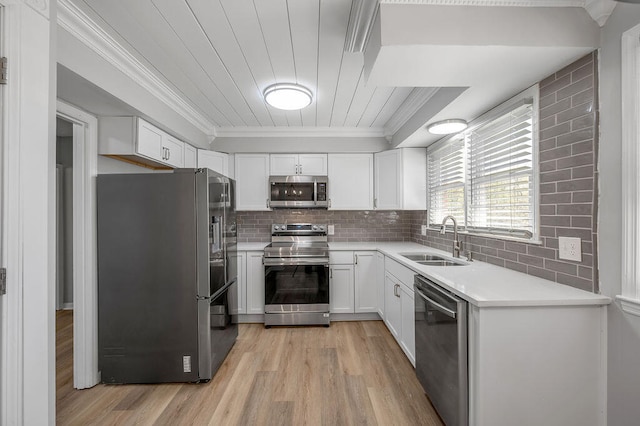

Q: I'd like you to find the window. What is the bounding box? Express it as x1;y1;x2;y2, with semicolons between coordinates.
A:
427;86;538;240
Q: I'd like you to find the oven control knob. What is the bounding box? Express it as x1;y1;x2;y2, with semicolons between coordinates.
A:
274;225;280;230
312;225;318;230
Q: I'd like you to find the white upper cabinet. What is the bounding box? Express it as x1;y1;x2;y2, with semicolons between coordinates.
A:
136;119;164;161
235;154;270;211
198;149;229;177
99;116;185;169
270;154;328;175
163;134;185;168
374;148;427;210
327;153;373;210
184;144;197;168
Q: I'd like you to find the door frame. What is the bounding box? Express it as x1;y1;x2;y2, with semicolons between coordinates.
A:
1;1;55;424
56;100;99;389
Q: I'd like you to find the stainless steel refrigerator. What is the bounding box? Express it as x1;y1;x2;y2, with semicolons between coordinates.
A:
97;168;237;383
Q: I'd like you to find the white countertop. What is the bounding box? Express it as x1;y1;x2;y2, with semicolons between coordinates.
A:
238;241;610;308
237;242;269;251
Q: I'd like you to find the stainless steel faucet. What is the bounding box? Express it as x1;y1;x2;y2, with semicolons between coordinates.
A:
440;215;461;258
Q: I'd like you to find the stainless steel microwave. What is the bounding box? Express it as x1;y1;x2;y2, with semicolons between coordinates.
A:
269;175;328;208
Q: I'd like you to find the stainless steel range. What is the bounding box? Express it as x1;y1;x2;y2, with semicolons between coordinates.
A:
263;223;330;327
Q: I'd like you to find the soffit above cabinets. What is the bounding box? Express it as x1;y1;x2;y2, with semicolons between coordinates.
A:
59;0;605;149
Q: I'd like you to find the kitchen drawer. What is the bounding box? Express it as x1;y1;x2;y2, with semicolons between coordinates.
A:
385;257;415;289
330;251;354;265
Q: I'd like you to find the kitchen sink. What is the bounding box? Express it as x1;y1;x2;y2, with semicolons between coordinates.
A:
399;253;467;266
416;260;465;266
399;253;449;262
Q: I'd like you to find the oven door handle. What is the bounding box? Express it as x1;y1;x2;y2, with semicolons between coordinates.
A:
263;257;329;266
415;287;457;319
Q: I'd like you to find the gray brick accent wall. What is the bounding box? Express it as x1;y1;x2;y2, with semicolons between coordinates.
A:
237;210;413;243
412;52;599;292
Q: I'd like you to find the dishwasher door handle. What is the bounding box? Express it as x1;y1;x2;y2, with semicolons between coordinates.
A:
415;287;457;319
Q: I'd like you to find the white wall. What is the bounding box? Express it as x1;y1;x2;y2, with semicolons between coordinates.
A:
211;136;390;153
599;5;640;425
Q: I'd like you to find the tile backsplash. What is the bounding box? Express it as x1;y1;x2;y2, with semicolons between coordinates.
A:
237;210;413;242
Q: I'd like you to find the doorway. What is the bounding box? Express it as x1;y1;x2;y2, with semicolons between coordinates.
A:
55;117;75;396
55;101;99;391
56;118;74;311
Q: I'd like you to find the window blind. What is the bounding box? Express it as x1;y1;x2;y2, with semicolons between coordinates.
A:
466;102;535;237
427;137;466;226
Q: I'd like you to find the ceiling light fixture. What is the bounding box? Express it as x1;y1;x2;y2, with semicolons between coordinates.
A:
427;119;468;135
263;83;313;110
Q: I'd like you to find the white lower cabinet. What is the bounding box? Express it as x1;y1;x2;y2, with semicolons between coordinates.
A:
384;258;416;366
354;251;377;313
399;284;415;365
376;252;385;319
468;303;607;425
330;264;354;314
246;251;265;314
231;252;247;315
384;273;402;339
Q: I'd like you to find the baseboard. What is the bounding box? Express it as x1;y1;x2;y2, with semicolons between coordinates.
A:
331;313;381;321
237;312;381;324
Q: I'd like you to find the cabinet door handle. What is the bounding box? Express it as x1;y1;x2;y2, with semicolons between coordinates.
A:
167;148;171;160
355;254;358;265
266;198;270;208
328;199;332;208
299;164;302;174
330;268;333;279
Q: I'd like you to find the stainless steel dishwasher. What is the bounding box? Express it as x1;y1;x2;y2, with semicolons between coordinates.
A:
414;275;468;426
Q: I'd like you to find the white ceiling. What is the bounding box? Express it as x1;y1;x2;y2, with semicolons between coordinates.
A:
61;0;607;148
68;0;435;138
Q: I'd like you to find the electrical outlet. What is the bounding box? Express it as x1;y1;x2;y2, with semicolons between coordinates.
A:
558;236;582;262
421;225;427;236
328;225;335;235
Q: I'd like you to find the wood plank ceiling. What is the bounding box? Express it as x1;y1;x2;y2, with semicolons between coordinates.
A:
72;0;423;136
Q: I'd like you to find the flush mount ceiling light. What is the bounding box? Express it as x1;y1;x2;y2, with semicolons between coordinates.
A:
263;83;313;110
427;119;468;135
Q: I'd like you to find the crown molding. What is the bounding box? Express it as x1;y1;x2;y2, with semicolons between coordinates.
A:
383;87;438;137
345;0;380;53
585;0;616;26
380;0;585;6
214;126;386;139
57;0;217;136
19;0;49;18
380;0;615;25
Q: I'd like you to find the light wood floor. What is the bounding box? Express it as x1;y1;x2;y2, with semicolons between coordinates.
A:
56;310;443;425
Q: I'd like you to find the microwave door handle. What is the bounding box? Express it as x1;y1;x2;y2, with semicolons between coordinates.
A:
313;179;317;205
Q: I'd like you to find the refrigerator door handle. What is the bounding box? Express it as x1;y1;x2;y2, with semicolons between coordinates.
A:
208;277;237;302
